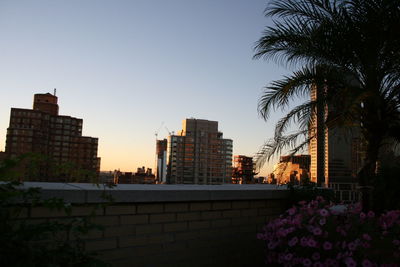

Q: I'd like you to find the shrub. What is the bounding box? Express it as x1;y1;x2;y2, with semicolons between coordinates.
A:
0;155;116;266
0;181;110;266
286;180;336;209
257;197;400;266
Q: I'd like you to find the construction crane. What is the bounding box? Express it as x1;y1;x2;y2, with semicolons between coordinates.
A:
154;122;164;140
164;126;174;136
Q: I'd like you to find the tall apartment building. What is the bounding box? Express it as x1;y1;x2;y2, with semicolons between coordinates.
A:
324;128;361;202
167;118;232;184
156;138;168;183
232;155;255;184
309;86;328;186
309;86;362;201
4;93;100;182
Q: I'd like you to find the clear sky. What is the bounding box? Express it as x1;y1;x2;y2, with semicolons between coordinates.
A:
0;0;298;175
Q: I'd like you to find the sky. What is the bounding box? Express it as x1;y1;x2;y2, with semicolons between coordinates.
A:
0;0;300;175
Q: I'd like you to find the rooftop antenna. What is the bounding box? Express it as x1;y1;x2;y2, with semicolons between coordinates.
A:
53;88;57;96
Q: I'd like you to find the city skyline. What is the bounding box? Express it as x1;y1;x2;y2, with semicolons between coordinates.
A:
0;0;300;175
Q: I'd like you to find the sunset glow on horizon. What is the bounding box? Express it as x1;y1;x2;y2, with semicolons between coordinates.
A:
0;0;301;176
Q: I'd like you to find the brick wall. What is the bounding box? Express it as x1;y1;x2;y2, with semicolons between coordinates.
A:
18;183;289;267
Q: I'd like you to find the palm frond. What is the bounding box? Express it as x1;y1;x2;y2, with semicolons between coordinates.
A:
274;100;316;138
265;129;310;162
254;0;400;186
266;0;340;23
258;65;318;120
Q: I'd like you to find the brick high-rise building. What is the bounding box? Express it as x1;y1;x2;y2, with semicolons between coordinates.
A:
167;118;232;184
232;155;255;184
4;93;100;182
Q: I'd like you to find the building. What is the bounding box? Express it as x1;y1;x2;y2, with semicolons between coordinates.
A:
167;118;232;184
309;86;362;202
134;166;156;184
272;155;310;184
324;128;363;202
156;138;168;183
4;93;100;182
99;171;114;184
113;167;156;184
232;155;255;184
0;151;6;161
309;85;327;186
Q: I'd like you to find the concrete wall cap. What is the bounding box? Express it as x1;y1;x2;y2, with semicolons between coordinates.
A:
16;182;290;203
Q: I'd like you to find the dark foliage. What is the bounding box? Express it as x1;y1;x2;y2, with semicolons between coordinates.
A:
0;157;110;267
254;0;400;211
286;179;336;209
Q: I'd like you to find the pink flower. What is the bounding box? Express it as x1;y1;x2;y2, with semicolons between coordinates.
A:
362;234;371;241
360;212;366;219
319;209;329;217
323;241;333;250
362;259;374;267
367;211;375;218
292;214;302;225
288;236;298;247
325;258;338;267
303;258;312;267
344;257;357;267
393;239;400;246
307;238;317;247
362;242;371;248
319;218;326;225
313;227;322;236
284;253;293;261
288;207;296;216
313;262;324;267
348;242;357;251
277;228;288;237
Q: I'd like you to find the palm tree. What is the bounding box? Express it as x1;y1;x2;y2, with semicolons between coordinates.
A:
254;0;400;211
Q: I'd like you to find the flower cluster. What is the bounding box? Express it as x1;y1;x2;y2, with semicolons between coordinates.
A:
257;197;400;266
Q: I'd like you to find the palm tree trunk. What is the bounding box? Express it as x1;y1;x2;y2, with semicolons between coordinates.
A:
358;88;384;212
358;137;380;212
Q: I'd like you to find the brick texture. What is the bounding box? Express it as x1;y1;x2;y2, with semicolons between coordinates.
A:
29;198;286;267
137;203;163;214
